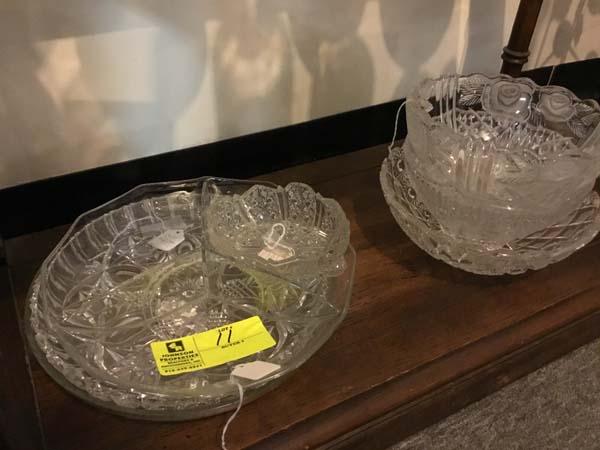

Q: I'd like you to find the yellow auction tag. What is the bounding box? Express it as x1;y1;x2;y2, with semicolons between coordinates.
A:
150;316;276;376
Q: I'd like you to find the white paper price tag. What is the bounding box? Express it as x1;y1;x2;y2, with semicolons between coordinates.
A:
231;361;281;381
257;247;293;262
148;229;185;251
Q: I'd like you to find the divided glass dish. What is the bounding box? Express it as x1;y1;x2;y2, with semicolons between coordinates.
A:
25;177;354;420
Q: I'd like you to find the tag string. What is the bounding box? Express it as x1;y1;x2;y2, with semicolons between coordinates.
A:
264;222;286;249
388;99;407;151
221;377;245;450
262;222;295;258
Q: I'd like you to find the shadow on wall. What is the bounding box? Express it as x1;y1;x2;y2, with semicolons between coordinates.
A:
462;0;507;74
0;0;213;189
211;0;374;138
285;0;373;120
1;0;527;189
66;0;212;163
381;0;510;97
212;1;292;140
131;0;213;154
380;0;456;99
0;3;66;187
0;0;493;189
533;0;600;67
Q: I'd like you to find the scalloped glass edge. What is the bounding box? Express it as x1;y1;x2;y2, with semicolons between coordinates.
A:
409;72;600;150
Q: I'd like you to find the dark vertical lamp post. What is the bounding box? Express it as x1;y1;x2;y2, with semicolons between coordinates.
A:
501;0;544;76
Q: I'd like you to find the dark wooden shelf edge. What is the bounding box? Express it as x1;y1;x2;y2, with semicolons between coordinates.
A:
0;267;45;450
328;305;600;450
249;286;600;450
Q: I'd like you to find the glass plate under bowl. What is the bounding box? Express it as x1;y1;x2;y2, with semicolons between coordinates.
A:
380;144;600;275
25;178;355;420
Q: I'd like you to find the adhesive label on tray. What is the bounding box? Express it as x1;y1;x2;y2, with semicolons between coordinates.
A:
257;246;293;262
148;229;185;251
141;219;186;236
231;361;281;380
150;316;276;376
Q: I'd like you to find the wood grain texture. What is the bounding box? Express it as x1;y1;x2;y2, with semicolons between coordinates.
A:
6;144;600;450
0;265;45;450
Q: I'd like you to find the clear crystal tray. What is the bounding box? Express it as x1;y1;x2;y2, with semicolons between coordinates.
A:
25;178;355;420
380;144;600;275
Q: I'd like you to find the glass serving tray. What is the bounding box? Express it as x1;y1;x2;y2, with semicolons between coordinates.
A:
25;178;355;420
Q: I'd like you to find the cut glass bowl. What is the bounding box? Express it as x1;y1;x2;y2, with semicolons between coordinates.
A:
25;178;355;420
405;73;600;242
203;178;350;280
380;144;600;275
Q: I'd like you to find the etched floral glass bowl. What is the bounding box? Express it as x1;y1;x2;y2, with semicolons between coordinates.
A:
25;178;355;419
404;74;600;243
381;144;600;275
203;178;350;280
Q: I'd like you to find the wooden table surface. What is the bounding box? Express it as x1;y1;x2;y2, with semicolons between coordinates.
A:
3;145;600;450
